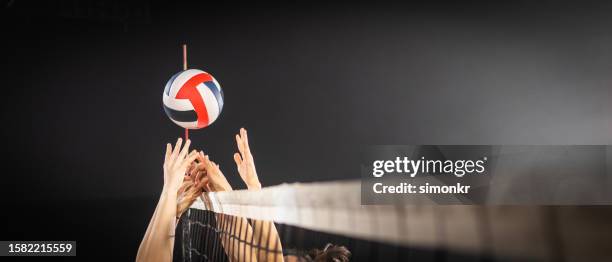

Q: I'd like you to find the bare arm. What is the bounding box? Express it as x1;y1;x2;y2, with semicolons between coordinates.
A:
200;154;259;262
234;128;284;262
136;188;178;262
136;138;197;262
216;214;258;262
136;193;161;261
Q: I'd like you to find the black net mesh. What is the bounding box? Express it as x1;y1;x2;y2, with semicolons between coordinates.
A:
179;209;498;262
181;209;286;262
175;181;612;262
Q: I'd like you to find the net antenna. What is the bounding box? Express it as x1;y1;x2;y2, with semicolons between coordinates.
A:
182;44;189;140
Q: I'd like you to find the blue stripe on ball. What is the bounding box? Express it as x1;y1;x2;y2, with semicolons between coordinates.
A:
163;104;198;122
204;81;224;113
164;71;182;96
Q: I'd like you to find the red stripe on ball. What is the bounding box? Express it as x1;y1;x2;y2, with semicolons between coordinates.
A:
175;73;213;128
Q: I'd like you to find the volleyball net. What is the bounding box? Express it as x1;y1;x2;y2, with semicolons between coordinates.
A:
179;180;612;262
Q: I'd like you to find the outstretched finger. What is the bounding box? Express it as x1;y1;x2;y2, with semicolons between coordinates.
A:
235;134;245;155
204;157;215;175
164;143;172;165
177;139;192;163
196;151;205;160
170;138;183;162
241;128;250;150
201;154;210;167
233;153;243;167
240;128;251;157
207;160;221;176
180;150;198;169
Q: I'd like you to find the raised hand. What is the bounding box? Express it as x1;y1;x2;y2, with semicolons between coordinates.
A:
163;138;198;193
184;158;207;188
176;179;205;217
177;161;208;217
198;152;233;192
233;128;261;190
137;139;201;262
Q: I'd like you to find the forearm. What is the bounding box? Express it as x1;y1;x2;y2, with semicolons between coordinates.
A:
136;198;160;261
244;184;282;261
137;188;178;262
252;220;284;262
217;214;258;262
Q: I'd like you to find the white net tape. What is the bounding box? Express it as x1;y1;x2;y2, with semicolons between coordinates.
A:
189;180;612;261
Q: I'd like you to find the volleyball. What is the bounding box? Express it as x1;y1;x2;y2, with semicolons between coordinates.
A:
162;69;224;129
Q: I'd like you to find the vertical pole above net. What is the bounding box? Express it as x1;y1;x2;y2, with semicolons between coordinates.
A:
182;44;189;140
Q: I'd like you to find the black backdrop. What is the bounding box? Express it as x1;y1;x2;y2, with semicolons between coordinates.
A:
1;1;611;260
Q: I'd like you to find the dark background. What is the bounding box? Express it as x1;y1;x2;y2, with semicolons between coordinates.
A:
1;0;611;260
